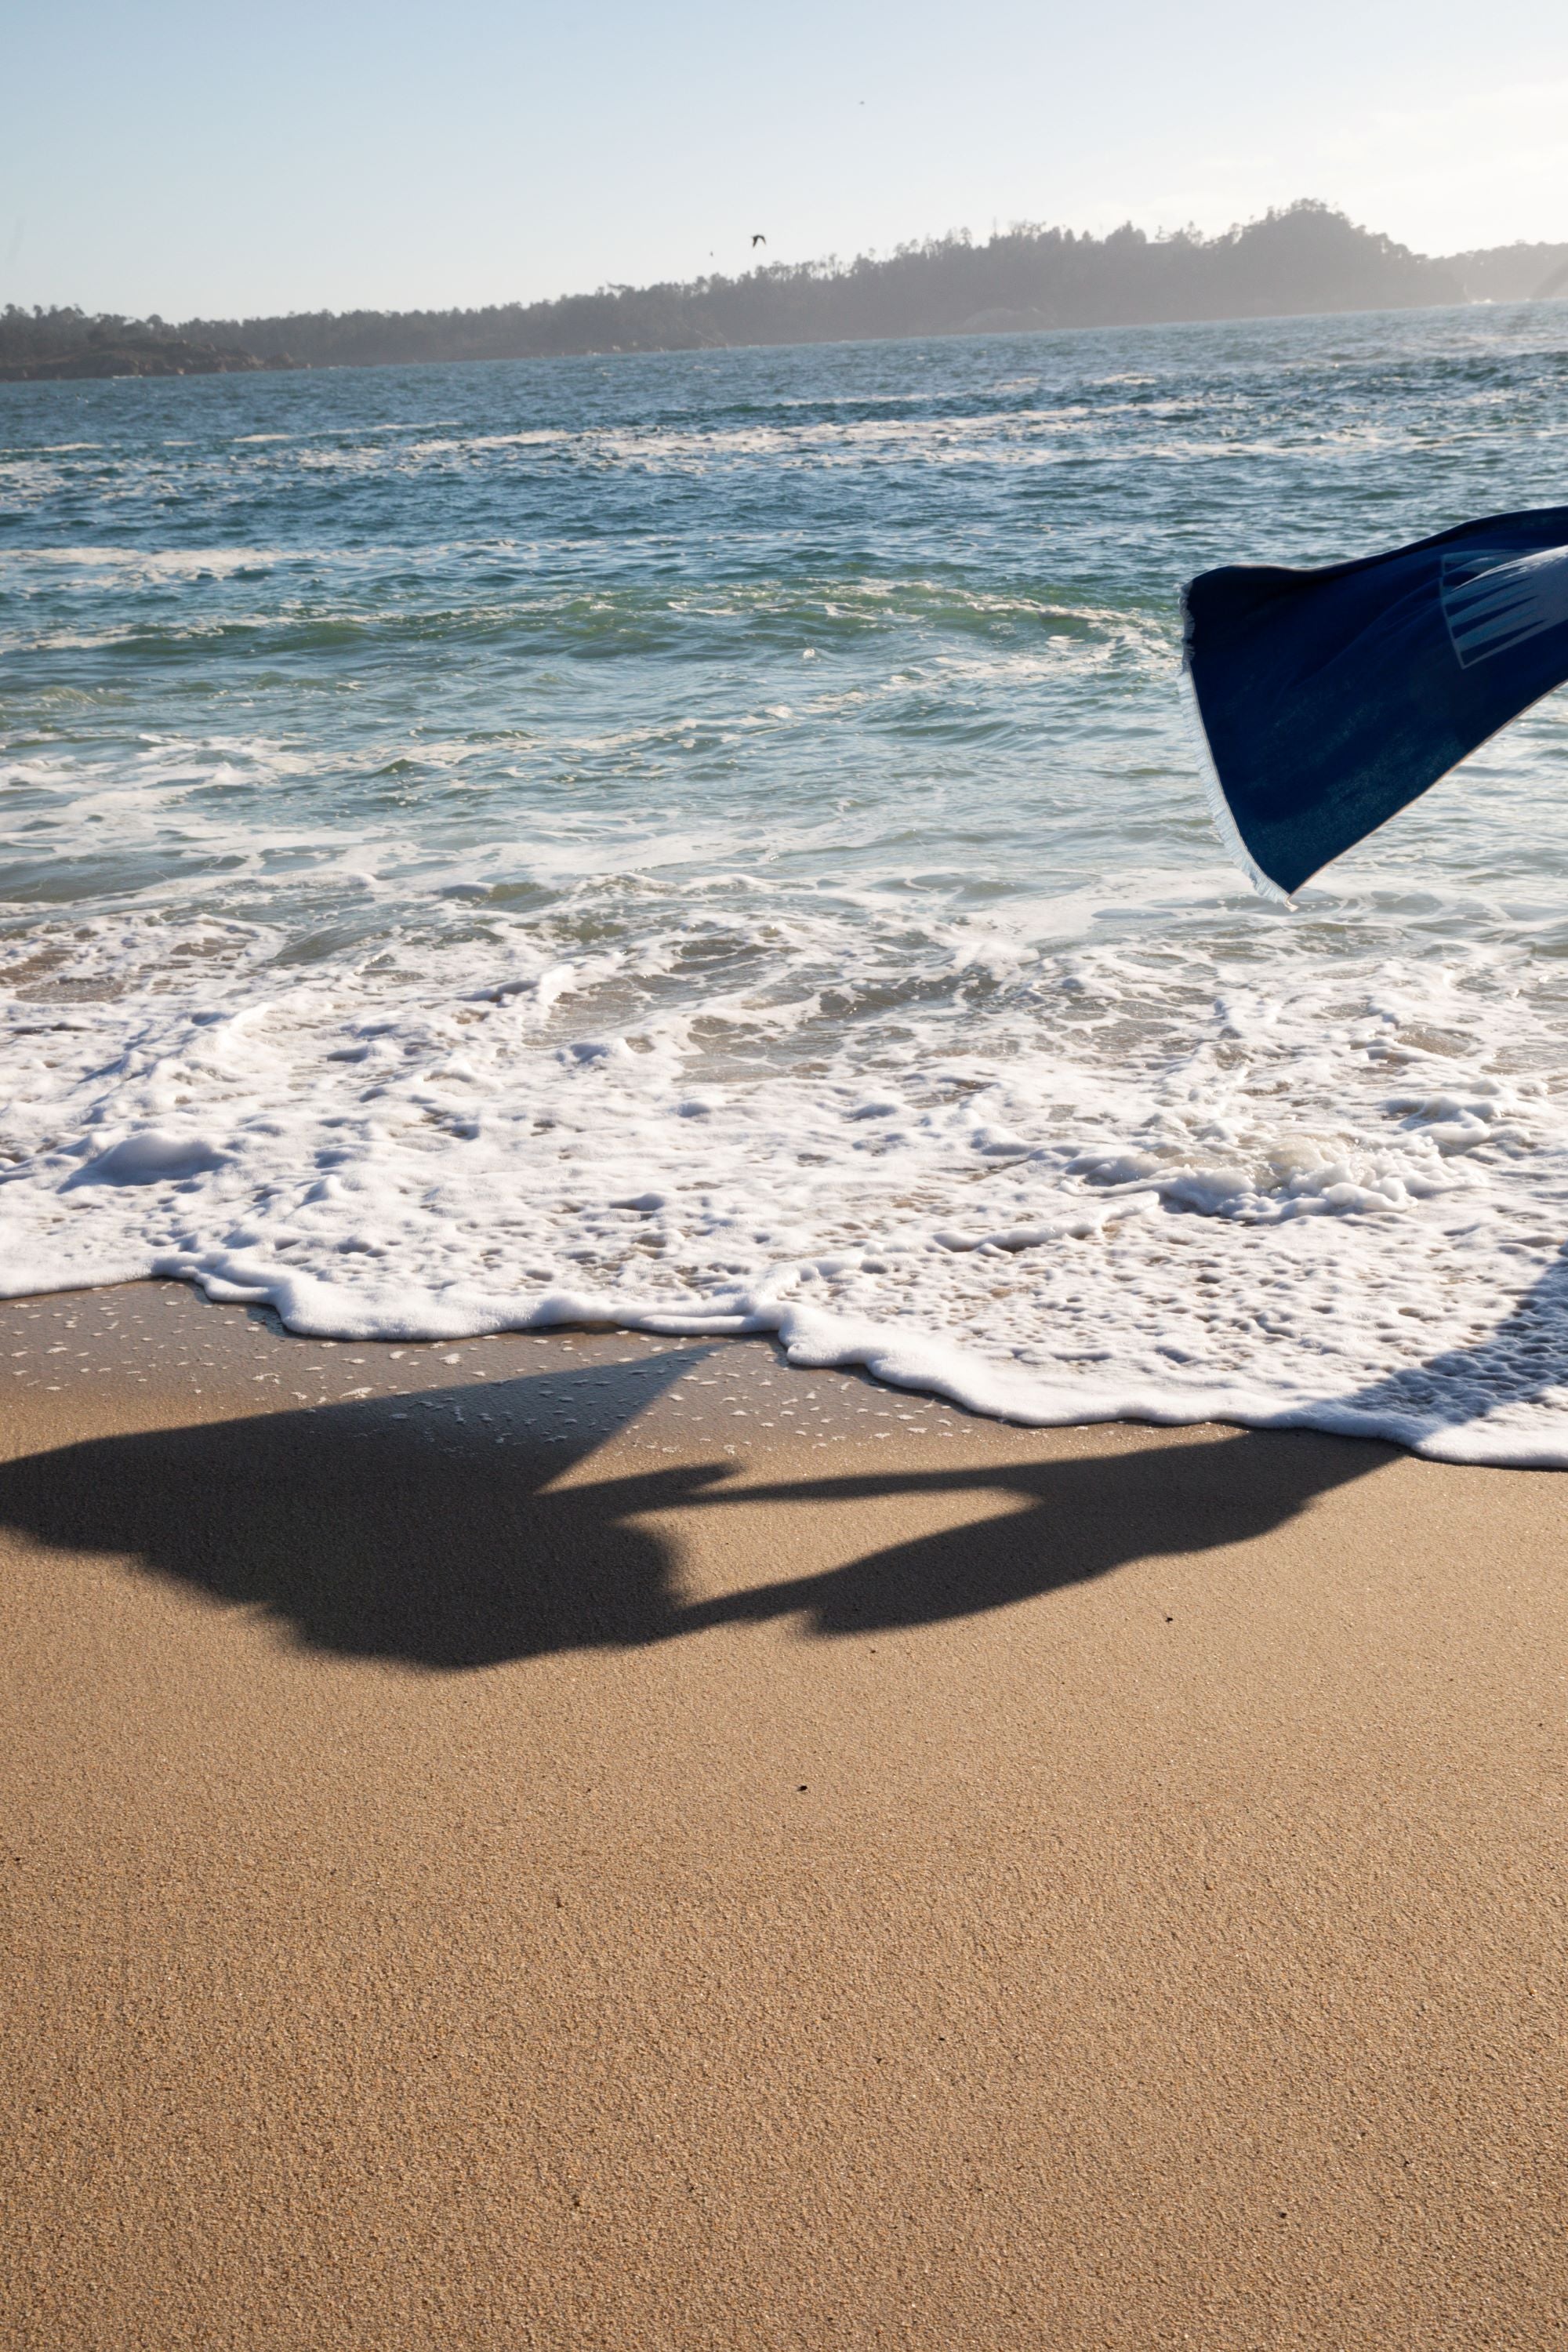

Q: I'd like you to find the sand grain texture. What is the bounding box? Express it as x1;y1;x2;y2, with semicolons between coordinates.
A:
2;1286;1564;2350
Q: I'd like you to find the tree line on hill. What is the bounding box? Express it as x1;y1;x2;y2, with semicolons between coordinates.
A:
4;202;1566;383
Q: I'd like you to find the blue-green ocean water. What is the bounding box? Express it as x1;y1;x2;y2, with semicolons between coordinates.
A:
3;306;1568;1456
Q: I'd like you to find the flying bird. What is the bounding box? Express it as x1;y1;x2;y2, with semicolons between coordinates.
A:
752;234;767;248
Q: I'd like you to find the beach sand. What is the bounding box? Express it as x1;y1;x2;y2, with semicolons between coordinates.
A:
2;1282;1564;2349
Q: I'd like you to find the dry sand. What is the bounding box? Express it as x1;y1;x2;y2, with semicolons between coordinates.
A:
2;1282;1564;2350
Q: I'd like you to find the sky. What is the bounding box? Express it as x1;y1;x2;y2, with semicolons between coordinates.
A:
5;0;1567;320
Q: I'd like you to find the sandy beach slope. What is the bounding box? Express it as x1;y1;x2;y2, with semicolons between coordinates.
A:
2;1283;1564;2350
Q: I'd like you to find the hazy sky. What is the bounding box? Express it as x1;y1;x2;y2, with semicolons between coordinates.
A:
6;0;1566;318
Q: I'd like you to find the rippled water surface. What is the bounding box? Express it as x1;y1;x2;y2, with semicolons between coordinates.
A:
4;307;1568;1457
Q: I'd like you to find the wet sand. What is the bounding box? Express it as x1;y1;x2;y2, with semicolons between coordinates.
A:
2;1283;1564;2349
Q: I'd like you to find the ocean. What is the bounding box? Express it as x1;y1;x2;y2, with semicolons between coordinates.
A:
3;304;1567;1461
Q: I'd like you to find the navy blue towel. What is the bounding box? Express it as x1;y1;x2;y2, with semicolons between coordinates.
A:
1182;506;1568;898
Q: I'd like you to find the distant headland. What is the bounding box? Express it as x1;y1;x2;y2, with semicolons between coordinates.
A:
4;201;1566;383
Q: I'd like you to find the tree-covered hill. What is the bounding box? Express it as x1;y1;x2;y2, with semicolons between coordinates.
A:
4;202;1565;382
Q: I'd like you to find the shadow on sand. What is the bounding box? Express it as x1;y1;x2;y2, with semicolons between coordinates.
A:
0;1343;1396;1670
4;1246;1563;1672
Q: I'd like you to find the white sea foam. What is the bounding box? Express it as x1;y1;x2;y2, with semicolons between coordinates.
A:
4;545;286;579
2;892;1565;1462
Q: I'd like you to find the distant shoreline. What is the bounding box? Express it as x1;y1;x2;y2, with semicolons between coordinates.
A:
0;338;294;385
5;200;1565;384
4;291;1566;390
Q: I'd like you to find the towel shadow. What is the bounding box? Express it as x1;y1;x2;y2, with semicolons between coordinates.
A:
0;1345;1391;1669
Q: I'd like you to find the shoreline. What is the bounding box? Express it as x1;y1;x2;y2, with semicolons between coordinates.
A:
6;1255;1564;1471
3;1279;1565;2345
